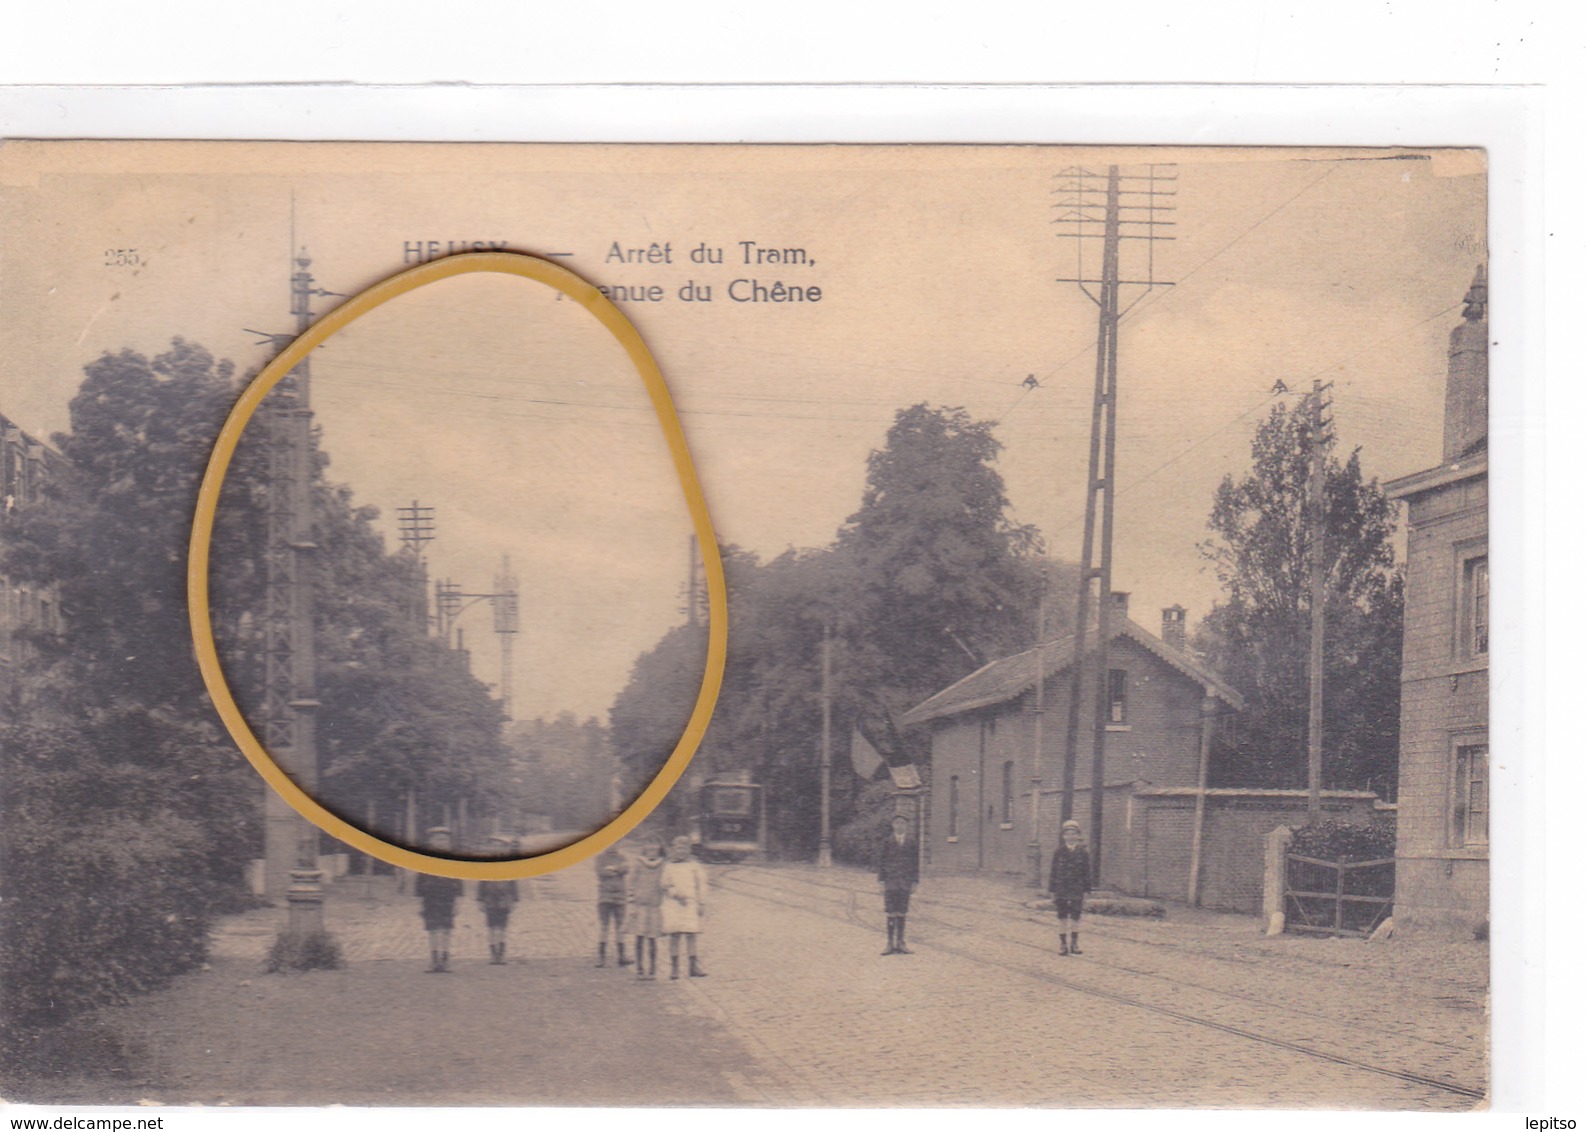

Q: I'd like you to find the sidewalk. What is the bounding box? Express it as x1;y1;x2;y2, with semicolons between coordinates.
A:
26;862;773;1107
16;857;1487;1108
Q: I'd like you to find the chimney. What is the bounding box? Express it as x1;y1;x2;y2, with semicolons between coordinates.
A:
1161;604;1187;649
1110;592;1130;622
1443;264;1488;462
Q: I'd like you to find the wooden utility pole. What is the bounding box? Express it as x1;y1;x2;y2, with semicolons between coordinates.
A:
1028;571;1048;886
396;500;434;631
817;623;833;868
1305;380;1334;821
1051;164;1175;878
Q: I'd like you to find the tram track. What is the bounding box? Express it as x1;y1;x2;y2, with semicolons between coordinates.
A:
730;867;1481;1054
713;866;1486;1103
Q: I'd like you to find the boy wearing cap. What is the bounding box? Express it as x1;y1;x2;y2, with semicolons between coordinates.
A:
1048;819;1092;956
477;835;520;965
877;813;919;956
415;827;464;973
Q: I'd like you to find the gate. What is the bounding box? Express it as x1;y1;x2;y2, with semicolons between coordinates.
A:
1283;853;1394;937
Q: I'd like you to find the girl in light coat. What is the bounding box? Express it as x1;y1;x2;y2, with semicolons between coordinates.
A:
660;836;709;979
628;837;666;981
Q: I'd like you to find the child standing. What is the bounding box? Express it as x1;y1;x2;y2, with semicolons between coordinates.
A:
877;813;919;955
595;844;631;968
627;837;666;981
1048;819;1092;956
477;835;519;965
414;826;464;973
660;836;708;979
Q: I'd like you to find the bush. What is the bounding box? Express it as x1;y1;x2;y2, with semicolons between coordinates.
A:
1288;818;1396;862
832;780;897;866
0;696;240;1031
265;929;344;973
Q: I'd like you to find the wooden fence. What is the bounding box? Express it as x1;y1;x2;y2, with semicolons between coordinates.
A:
1283;853;1395;937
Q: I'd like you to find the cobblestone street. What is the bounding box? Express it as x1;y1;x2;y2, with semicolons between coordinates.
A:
46;860;1487;1109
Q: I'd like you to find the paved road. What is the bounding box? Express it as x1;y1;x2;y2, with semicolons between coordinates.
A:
38;861;1486;1108
694;866;1486;1108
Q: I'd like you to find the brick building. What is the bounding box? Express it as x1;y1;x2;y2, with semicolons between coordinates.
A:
1;411;64;669
1384;267;1489;934
901;598;1252;897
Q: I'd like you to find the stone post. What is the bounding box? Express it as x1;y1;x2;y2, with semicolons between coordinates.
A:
1262;825;1294;936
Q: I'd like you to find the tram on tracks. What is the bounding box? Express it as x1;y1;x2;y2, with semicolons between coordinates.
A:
691;774;766;862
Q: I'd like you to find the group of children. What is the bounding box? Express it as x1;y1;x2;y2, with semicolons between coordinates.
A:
416;817;1088;973
596;835;709;980
413;830;519;973
877;812;1094;960
412;827;709;979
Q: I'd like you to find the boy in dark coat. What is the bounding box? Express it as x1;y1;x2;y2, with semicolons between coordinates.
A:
877;813;919;955
415;827;465;973
477;835;520;965
1048;819;1092;955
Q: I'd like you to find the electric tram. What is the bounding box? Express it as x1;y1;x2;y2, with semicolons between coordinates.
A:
692;774;765;862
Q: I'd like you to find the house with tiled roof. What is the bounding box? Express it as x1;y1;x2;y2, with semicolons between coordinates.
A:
903;596;1378;910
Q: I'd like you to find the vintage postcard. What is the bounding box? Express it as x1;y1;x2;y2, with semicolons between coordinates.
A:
0;142;1489;1108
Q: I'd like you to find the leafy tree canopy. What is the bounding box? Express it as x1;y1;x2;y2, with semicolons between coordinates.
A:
608;404;1051;858
1;338;508;1039
1195;399;1403;791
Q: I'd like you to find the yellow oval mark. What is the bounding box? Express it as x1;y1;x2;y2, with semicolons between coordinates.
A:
188;252;726;879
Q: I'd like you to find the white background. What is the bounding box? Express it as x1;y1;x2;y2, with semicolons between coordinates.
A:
0;1;1575;1127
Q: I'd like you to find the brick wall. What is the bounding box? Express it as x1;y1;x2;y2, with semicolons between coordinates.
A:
1132;792;1379;913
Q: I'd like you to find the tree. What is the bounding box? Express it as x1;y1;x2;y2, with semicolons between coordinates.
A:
606;404;1049;860
0;338;510;1053
272;479;507;840
833;403;1044;761
502;713;613;833
1;342;260;1043
1196;399;1403;790
608;621;712;835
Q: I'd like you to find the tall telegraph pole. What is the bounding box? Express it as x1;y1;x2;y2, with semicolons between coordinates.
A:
817;622;833;868
1027;571;1048;886
1052;165;1175;877
396;500;435;631
1304;380;1334;821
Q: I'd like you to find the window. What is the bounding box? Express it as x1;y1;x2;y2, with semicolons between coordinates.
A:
948;776;960;839
1453;743;1489;848
1461;555;1489;658
1001;761;1014;824
1108;669;1128;724
710;788;753;816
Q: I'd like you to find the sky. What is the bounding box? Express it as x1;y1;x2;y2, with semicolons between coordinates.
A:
0;143;1486;723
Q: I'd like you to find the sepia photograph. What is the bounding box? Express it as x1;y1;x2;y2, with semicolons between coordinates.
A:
0;141;1489;1108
